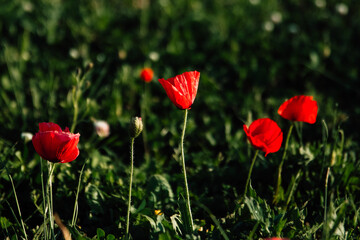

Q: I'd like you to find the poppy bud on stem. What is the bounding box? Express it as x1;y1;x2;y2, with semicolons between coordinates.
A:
126;117;143;238
129;117;143;139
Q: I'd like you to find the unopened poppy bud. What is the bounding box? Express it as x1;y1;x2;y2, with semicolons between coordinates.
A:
129;117;143;139
94;120;110;138
21;132;33;143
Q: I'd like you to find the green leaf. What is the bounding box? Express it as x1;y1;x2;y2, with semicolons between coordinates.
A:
178;194;192;236
142;214;157;229
106;234;116;240
85;184;105;215
97;228;106;239
244;194;271;235
0;216;12;229
133;199;146;215
146;174;174;205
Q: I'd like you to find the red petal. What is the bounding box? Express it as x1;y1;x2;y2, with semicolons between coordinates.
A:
33;131;71;162
159;78;177;105
32;133;48;160
158;71;200;110
39;122;62;132
159;77;190;109
278;95;318;124
185;71;200;103
57;133;80;163
243;118;283;156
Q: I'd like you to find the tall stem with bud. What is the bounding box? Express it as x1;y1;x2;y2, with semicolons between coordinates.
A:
125;117;143;238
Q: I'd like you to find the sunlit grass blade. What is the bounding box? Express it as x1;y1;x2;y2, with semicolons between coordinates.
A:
71;162;86;227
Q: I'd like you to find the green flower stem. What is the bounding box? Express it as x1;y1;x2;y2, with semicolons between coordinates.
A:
40;159;48;240
294;122;303;147
243;150;259;199
324;167;330;225
274;123;294;204
126;138;135;237
47;162;56;240
181;109;194;231
71;163;86;227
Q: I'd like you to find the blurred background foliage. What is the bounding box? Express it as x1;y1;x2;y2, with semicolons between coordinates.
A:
1;0;360;239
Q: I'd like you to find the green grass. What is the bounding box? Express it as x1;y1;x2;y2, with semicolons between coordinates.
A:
1;0;360;239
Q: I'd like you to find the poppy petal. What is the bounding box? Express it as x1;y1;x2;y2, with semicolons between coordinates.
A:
39;122;62;132
57;133;80;163
159;78;178;106
32;122;80;163
158;71;200;110
278;95;318;124
35;132;70;161
243;118;283;156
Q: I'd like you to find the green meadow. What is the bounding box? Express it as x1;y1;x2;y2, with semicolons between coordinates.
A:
1;0;359;239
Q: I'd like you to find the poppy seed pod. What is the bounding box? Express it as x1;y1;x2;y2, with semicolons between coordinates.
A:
129;117;143;139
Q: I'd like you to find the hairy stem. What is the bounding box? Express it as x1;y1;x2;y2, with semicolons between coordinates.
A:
126;138;135;237
47;162;56;240
40;159;48;239
181;109;194;231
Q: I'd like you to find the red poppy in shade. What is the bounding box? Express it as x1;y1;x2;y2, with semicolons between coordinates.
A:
140;68;154;82
278;95;318;124
243;118;283;156
158;71;200;110
32;122;80;163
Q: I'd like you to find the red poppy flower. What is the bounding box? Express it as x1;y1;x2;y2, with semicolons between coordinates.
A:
278;95;318;124
158;71;200;110
140;68;154;82
243;118;283;156
32;122;80;163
